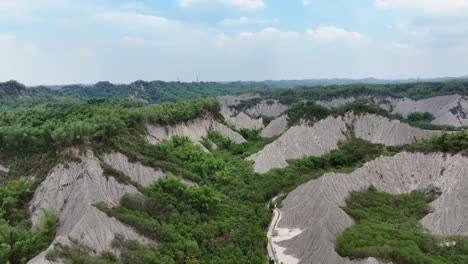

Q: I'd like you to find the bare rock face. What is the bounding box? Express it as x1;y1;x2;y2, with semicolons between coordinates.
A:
248;115;348;173
146;115;247;147
379;95;468;127
103;152;165;187
224;112;264;130
103;152;194;186
0;163;8;172
261;115;289;138
246;100;288;117
318;95;468;127
271;152;468;264
317;97;359;108
352;113;439;145
28;151;152;263
247;112;439;173
218;93;261;107
219;94;265;130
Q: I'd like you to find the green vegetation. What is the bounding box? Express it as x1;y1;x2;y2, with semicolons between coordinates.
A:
0;83;467;263
285;100;331;126
0;179;58;264
3;80;468;111
262;81;468;103
58;81;270;104
0;80;271;109
0;81;28;100
282;99;457;131
406;131;468;155
337;187;468;264
0;98;220;155
207;129;278;158
259;139;392;195
407;112;435;122
43;135;392;264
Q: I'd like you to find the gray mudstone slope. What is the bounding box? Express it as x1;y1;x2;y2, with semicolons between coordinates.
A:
261;115;289;138
0;163;8;172
245;99;288;117
318;95;468;127
28;150;153;264
219;95;288;130
103;152;194;186
317;97;360;108
146;115;246;149
272;152;468;264
379;95;468;127
103;152;165;187
247;112;440;173
219;94;264;130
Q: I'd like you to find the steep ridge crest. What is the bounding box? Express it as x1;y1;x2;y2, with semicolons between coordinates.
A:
247;112;439;173
271;152;468;264
146;114;247;148
28;150;153;263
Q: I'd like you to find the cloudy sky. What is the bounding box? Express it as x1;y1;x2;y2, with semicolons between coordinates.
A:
1;0;468;85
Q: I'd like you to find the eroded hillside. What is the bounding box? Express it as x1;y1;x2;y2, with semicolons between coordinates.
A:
0;81;467;264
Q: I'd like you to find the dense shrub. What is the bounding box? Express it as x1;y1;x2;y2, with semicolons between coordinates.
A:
0;179;58;264
337;187;468;264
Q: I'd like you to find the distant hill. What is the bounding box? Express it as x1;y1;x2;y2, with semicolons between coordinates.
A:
249;76;468;87
0;80;28;100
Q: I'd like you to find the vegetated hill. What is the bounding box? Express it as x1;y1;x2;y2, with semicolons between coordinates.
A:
222;82;468;127
255;75;468;87
247;104;440;173
56;80;273;104
0;82;468;264
271;151;468;264
0;80;28;100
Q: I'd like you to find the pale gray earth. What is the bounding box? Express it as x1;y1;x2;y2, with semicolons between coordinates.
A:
28;150;153;264
103;152;194;186
245;99;288;117
219;95;288;130
261;115;289;138
219;93;265;130
270;152;468;264
223;111;264;130
103;152;165;187
0;163;8;172
318;95;468;127
247;112;440;173
146;115;247;149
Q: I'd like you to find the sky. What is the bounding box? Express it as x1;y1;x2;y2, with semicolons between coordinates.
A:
1;0;468;85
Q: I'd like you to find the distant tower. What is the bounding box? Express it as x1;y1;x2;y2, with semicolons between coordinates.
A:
177;76;180;82
196;75;199;83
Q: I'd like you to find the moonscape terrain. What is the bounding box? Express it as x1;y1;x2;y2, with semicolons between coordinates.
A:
1;80;468;264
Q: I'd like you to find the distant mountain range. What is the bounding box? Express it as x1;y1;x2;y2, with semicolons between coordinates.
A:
40;76;468;90
239;76;468;87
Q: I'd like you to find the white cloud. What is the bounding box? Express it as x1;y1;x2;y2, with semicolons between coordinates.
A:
179;0;265;10
238;31;254;39
0;34;16;42
305;26;368;42
220;16;277;25
388;42;413;49
375;0;468;16
97;12;168;29
120;36;145;46
215;33;229;47
221;17;250;25
236;27;299;41
303;0;313;6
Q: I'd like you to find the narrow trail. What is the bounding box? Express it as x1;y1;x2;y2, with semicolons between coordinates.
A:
267;196;281;264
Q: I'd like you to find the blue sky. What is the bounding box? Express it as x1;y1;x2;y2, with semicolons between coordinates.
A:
1;0;468;85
